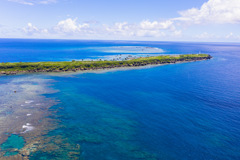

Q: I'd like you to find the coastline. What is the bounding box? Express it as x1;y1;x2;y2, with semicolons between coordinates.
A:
44;58;211;77
0;54;212;75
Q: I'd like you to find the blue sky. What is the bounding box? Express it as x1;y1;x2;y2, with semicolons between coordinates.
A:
0;0;240;42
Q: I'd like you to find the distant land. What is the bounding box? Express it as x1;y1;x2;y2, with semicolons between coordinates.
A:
0;54;212;75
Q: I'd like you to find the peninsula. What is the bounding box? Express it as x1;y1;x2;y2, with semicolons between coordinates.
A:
0;54;212;75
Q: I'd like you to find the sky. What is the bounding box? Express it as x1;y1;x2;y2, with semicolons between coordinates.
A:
0;0;240;42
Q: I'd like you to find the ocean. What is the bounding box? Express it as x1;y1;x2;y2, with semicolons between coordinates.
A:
0;39;240;160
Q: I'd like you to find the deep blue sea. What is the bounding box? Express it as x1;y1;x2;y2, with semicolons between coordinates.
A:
0;39;240;160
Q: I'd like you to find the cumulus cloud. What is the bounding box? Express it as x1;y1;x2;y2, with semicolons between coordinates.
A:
18;0;239;41
8;0;57;5
194;32;240;41
46;18;179;38
225;32;240;40
54;18;79;33
105;22;134;36
23;23;48;35
105;20;178;38
226;32;234;39
176;0;240;24
53;18;92;34
172;30;182;36
140;20;175;30
4;0;240;41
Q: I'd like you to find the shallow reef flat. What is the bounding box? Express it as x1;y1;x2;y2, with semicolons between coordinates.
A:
0;75;81;159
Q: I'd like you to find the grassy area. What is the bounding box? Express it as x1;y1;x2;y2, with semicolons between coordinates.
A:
0;54;212;75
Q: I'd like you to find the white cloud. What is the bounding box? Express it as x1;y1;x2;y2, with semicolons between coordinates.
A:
105;20;178;38
8;0;57;5
54;18;79;33
135;30;166;37
21;18;180;39
172;30;182;36
105;22;134;36
23;23;39;34
140;20;175;30
53;18;91;34
176;0;240;24
17;0;240;41
4;0;240;41
226;32;234;39
194;32;240;41
225;32;240;40
23;23;48;35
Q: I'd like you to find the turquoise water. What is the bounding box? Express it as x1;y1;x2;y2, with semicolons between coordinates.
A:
0;39;240;159
1;134;25;156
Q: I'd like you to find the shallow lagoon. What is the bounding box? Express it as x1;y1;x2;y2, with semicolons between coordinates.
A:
0;40;240;159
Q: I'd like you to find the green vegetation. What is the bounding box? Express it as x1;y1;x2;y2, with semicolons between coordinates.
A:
0;54;212;75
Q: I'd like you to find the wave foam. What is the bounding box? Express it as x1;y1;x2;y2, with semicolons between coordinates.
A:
25;100;34;104
21;123;34;133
